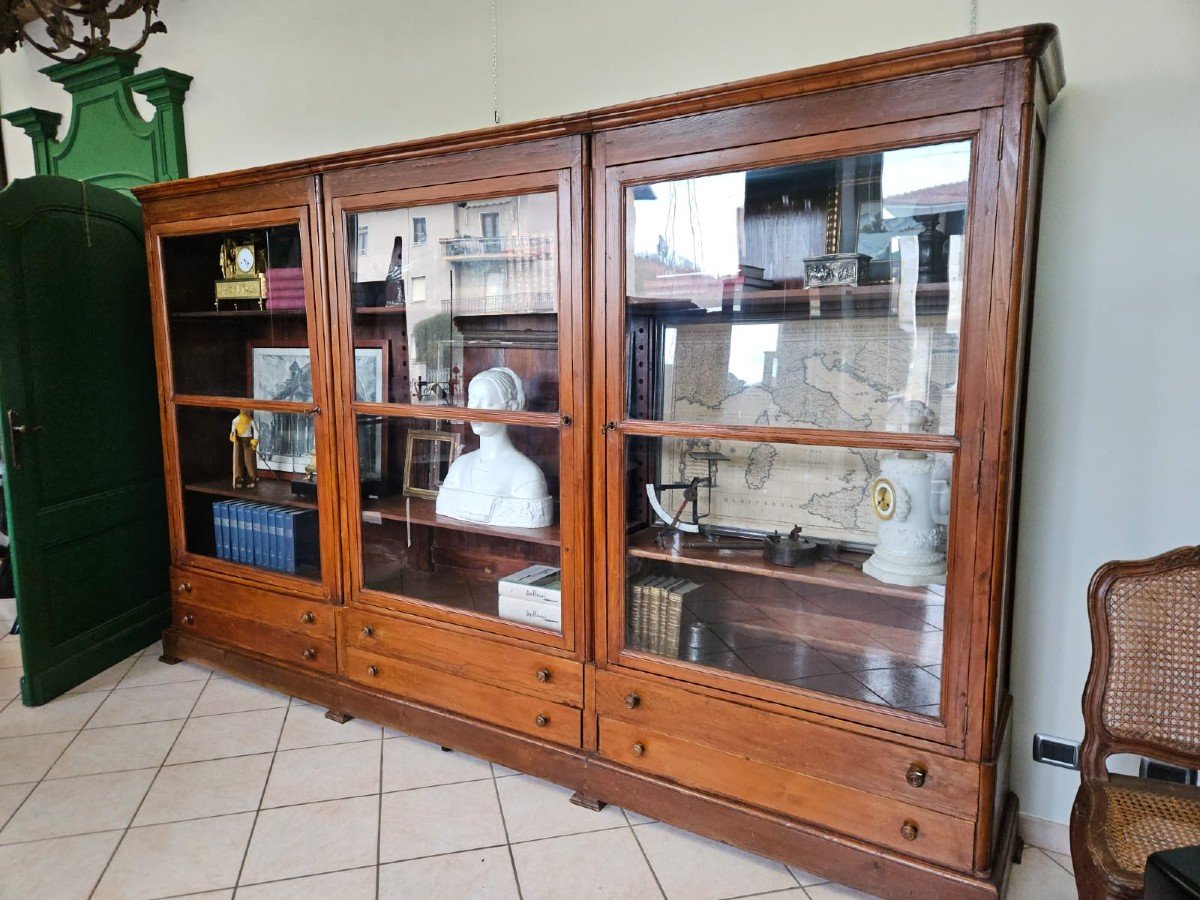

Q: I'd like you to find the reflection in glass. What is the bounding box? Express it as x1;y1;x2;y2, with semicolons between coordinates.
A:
625;434;950;715
625;141;970;435
347;191;560;412
164;225;309;399
356;415;562;632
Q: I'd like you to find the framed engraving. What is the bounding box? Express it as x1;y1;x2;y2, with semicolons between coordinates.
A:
403;429;463;499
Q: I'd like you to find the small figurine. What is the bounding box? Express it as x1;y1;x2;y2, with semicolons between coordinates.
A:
303;446;317;483
230;410;259;489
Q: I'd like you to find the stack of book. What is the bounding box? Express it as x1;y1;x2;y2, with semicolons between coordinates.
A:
628;575;700;656
265;267;305;310
497;564;562;632
212;499;318;574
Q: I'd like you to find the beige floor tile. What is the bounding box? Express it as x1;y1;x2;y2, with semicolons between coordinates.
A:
492;762;521;777
0;668;21;703
0;782;34;827
1045;848;1074;873
94;811;255;900
118;654;211;689
512;827;661;900
238;866;377;899
379;846;518;899
0;731;74;784
744;891;808;898
382;734;492;792
788;864;829;887
88;679;205;728
262;740;380;808
0;768;154;844
0;640;20;668
1007;848;1076;900
166;707;286;765
624;808;656;825
170;892;235;900
66;657;138;694
192;676;290;717
141;639;165;660
47;719;184;779
379;779;507;863
241;794;379;885
0;829;122;900
135;753;273;826
0;690;105;737
497;774;626;843
634;820;797;899
277;702;382;750
805;883;879;899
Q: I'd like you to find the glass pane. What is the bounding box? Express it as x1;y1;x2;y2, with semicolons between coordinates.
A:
176;405;322;580
346;191;559;411
356;414;562;633
626;141;970;436
163;225;311;399
625;434;950;715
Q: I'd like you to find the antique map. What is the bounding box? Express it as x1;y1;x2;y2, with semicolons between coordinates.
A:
658;317;957;543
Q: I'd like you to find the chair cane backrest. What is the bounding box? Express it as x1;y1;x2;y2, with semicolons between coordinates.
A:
1080;547;1200;780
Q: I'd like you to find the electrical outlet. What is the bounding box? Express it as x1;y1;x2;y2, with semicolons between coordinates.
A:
1033;733;1080;770
1140;758;1198;785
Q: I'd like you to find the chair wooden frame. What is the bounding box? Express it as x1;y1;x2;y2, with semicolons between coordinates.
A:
1072;545;1200;899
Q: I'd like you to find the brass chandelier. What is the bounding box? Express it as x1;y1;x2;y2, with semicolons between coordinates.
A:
0;1;166;63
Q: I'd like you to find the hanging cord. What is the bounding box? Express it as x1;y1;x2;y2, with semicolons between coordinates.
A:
81;180;92;248
969;0;979;35
490;0;500;124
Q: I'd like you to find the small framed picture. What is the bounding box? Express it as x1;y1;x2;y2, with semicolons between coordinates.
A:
403;429;462;499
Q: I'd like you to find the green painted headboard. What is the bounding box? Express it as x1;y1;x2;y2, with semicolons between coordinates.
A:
3;53;191;196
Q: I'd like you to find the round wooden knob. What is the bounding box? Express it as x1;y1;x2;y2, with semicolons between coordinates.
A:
300;611;315;624
535;715;549;727
632;742;645;757
906;765;927;788
624;693;640;709
361;625;374;637
302;648;316;660
181;614;195;625
536;668;551;683
900;820;919;841
177;582;191;593
367;666;378;677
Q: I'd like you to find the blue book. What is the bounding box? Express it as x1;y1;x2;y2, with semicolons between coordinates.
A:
251;504;267;568
231;501;250;564
293;509;319;572
218;501;233;560
280;508;297;574
212;501;227;560
264;506;283;571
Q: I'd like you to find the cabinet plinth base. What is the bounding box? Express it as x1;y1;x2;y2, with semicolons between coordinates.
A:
158;653;181;665
569;791;607;812
324;710;354;724
162;628;1017;900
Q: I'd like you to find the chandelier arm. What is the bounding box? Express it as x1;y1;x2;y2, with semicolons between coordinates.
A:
12;0;164;63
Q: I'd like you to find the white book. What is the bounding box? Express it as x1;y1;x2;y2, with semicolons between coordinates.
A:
498;595;562;632
498;564;562;604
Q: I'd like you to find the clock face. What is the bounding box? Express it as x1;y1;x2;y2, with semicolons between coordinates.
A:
235;246;256;274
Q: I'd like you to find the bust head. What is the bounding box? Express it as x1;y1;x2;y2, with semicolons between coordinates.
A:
467;367;525;436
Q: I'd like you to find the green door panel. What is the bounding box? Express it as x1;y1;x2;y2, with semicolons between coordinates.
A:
0;175;169;705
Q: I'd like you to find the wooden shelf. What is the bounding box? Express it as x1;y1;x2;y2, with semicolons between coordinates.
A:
184;478;316;509
362;494;561;547
353;305;407;315
171;309;306;319
627;282;951;318
626;527;941;603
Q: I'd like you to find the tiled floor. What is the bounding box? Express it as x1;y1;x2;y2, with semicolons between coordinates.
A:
0;615;1073;898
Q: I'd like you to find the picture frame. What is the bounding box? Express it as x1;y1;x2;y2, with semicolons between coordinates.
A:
403;429;462;499
249;341;388;479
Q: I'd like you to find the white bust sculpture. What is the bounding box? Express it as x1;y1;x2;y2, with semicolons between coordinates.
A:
435;367;554;529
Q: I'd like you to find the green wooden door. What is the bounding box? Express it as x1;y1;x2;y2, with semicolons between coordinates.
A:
0;176;169;705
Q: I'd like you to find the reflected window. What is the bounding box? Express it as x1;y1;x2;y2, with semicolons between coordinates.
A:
413;217;427;246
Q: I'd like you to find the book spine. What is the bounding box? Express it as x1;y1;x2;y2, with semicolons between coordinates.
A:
282;511;296;574
629;579;645;650
249;504;263;568
663;584;685;657
268;508;280;571
497;596;562;632
497;583;562;604
295;510;318;571
231;504;245;563
213;501;226;560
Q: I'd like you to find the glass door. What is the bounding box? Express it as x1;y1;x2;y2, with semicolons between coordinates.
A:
331;171;582;651
153;208;336;596
604;126;984;735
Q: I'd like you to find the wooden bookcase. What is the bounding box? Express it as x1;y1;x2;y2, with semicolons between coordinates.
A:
135;25;1063;897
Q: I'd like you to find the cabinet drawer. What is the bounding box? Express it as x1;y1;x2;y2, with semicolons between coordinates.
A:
171;568;333;641
344;608;582;706
346;646;581;747
174;601;335;675
597;670;978;820
600;717;973;872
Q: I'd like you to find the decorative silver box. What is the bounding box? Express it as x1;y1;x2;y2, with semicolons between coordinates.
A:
803;252;872;287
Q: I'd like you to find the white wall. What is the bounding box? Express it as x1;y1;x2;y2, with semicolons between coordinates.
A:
3;0;1198;828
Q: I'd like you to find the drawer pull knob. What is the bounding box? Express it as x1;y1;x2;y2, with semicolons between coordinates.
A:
632;742;645;757
535;714;549;727
361;625;374;637
181;614;195;625
300;611;315;624
624;692;640;709
177;582;191;593
367;666;378;677
535;668;551;683
900;820;919;841
302;648;316;660
905;764;927;788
